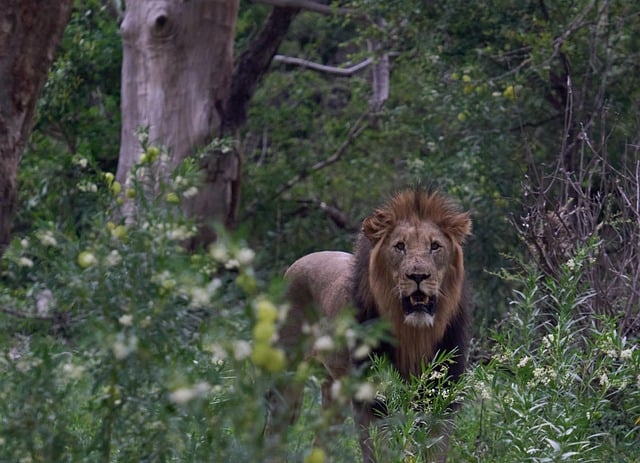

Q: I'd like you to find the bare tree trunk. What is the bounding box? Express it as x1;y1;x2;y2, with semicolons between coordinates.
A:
0;0;73;254
116;0;240;244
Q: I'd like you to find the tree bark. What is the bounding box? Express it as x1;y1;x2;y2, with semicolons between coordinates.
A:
0;0;73;254
116;0;240;244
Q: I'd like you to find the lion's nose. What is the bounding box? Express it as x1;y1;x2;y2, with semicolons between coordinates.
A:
407;273;431;283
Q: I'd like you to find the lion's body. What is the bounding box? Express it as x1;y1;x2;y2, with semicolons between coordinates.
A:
268;190;472;463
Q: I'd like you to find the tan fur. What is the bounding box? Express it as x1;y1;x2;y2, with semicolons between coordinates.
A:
268;190;471;463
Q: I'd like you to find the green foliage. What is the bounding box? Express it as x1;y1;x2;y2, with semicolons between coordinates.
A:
36;0;121;170
1;154;279;462
18;1;122;237
451;244;640;462
7;1;640;461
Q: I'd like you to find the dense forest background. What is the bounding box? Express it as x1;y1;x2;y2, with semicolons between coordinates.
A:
1;0;639;461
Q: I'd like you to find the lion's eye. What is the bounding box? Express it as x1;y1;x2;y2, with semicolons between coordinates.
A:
430;242;441;252
394;242;406;252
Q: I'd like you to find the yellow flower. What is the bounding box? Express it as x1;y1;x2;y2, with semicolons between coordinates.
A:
103;172;115;185
251;345;286;373
165;192;180;203
253;320;275;343
77;251;97;269
145;146;160;163
165;192;180;204
111;225;127;240
503;85;516;101
110;181;122;196
255;299;278;323
264;348;286;373
305;448;326;463
235;273;257;295
250;343;271;366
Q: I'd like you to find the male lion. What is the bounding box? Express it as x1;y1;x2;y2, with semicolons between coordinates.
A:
268;189;471;462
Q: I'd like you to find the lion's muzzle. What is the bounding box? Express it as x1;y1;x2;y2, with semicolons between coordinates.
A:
402;291;436;316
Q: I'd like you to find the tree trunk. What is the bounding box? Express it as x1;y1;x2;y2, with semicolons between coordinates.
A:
117;0;241;245
0;0;73;254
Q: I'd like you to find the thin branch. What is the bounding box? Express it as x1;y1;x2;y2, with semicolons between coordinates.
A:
241;110;370;219
273;54;373;76
253;0;359;17
278;110;369;193
0;307;52;321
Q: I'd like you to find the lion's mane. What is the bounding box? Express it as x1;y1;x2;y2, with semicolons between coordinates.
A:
351;189;471;380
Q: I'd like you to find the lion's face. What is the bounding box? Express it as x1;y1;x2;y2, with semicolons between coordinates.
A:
361;190;471;332
383;220;451;328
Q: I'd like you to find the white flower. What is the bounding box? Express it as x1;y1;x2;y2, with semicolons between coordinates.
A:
118;314;133;326
599;373;610;388
355;382;376;402
533;367;552;385
36;289;54;317
169;387;196;404
189;287;210;307
236;248;255;266
183;186;199;198
18;257;34;268
209;243;229;263
38;231;57;247
566;258;576;270
344;328;356;349
105;250;122;266
233;340;251;361
208;343;228;364
620;349;633;360
207;278;222;295
169;382;211;404
517;356;530;368
112;334;138;360
62;362;85;379
74;157;88;168
313;335;334;352
167;225;194;241
225;259;240;270
476;381;491;400
20;238;29;249
353;344;371;360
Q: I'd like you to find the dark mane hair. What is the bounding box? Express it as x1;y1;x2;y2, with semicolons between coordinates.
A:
350;189;471;382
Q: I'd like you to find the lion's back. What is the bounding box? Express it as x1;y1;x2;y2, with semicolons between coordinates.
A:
285;251;354;318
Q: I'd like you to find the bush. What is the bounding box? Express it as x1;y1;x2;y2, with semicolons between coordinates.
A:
2;149;638;462
451;244;640;462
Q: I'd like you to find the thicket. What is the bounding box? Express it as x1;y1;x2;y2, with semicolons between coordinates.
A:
1;0;639;461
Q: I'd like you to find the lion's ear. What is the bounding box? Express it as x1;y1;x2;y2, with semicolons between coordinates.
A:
362;210;392;243
448;211;472;245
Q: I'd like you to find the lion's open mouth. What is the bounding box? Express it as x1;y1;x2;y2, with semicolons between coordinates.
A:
402;291;436;316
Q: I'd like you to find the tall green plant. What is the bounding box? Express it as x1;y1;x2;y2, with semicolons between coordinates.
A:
451;243;640;462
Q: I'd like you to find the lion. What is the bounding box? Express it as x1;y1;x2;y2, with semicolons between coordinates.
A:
266;189;472;463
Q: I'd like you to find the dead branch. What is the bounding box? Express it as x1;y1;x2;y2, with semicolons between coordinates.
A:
253;0;360;17
273;55;373;76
